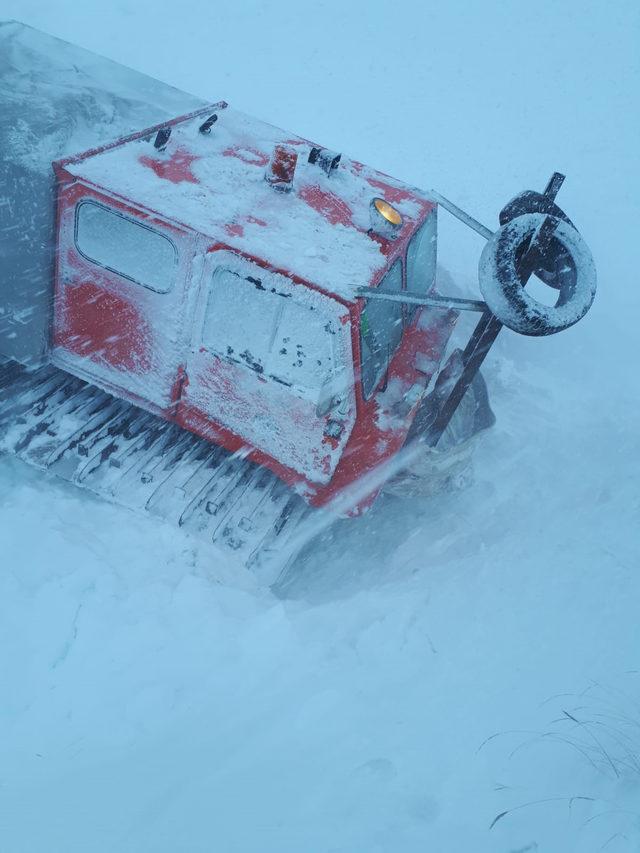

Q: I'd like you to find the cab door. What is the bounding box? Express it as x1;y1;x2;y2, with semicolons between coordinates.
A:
177;251;356;488
52;184;197;414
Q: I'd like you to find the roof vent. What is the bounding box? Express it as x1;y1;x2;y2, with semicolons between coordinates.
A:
308;146;341;177
153;126;171;151
265;144;298;192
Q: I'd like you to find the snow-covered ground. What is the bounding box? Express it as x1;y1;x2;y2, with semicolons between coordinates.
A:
1;2;639;851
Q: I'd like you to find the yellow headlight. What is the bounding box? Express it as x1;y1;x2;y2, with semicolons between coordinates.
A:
373;198;402;226
370;197;403;240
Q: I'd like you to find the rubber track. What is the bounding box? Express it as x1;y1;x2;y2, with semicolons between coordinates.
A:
0;363;309;568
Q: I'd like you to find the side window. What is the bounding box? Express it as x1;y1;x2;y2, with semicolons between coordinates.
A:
406;212;437;319
75;201;177;293
360;260;403;399
203;268;335;394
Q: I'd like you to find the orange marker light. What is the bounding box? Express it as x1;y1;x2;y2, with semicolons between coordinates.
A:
370;197;403;240
373;198;402;226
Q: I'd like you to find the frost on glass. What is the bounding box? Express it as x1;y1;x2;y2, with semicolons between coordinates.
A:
203;268;335;393
270;300;334;392
75;201;177;293
406;211;437;319
203;269;280;374
360;260;403;398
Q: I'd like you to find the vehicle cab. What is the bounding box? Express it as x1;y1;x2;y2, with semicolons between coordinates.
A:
51;103;456;509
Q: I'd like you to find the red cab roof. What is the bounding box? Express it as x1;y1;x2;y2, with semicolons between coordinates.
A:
61;103;434;303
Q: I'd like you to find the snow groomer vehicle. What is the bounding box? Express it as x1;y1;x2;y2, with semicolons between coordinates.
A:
0;22;597;580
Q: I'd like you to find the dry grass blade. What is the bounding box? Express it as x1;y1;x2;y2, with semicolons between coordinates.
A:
490;796;595;830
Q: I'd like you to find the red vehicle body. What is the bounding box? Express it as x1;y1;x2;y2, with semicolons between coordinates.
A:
0;23;597;579
50;102;456;512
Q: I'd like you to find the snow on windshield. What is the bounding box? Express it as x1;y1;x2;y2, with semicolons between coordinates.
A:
203;267;335;392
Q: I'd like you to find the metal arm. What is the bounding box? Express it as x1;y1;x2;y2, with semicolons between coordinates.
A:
426;189;494;240
356;287;487;313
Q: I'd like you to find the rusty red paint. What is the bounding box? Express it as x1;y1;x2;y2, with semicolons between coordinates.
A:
221;216;266;240
169;364;187;406
309;306;457;510
298;185;353;227
222;146;269;167
175;289;456;512
51;107;451;517
139;147;200;184
366;176;419;206
321;432;341;451
265;145;298;189
54;279;152;373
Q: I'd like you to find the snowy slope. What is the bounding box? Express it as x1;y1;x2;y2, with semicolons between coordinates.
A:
1;2;639;852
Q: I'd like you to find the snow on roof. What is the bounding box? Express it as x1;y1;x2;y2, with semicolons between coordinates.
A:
62;105;434;302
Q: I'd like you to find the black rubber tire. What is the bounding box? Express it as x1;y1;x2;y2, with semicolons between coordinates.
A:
499;190;578;289
499;189;574;229
478;213;597;336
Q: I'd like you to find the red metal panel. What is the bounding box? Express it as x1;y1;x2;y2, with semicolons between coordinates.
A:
51;181;198;417
176;249;357;494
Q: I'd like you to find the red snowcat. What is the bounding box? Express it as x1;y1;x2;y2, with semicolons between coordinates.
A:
0;23;597;582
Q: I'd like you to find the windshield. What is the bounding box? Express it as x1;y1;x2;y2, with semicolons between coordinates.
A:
406;211;437;319
360;260;403;399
